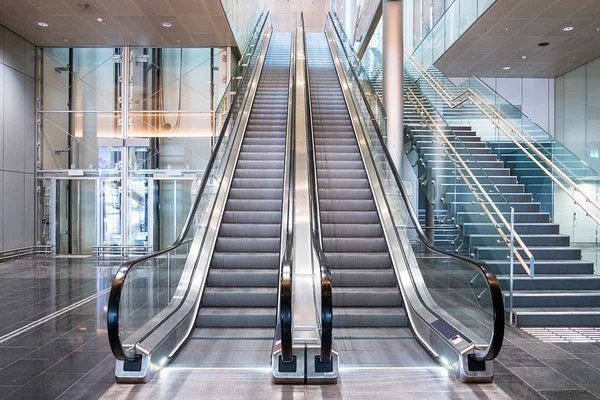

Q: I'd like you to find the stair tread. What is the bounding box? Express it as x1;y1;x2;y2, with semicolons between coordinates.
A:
513;307;600;314
498;275;600;280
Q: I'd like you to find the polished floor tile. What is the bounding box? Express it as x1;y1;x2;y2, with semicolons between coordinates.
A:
0;256;117;400
6;256;600;399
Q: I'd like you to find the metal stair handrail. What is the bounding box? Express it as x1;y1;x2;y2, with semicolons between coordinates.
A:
407;56;600;226
406;88;535;277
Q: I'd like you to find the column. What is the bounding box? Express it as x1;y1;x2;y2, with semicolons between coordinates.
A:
383;0;403;173
343;0;355;42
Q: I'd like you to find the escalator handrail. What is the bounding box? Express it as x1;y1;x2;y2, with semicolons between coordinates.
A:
327;11;503;362
301;12;333;363
107;12;271;363
279;23;297;363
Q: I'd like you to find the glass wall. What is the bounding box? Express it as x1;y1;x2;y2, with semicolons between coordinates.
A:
38;46;227;254
221;0;265;51
411;0;496;67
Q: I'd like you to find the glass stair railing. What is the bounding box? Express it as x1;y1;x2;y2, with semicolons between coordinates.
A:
355;38;600;327
353;30;536;280
405;56;600;243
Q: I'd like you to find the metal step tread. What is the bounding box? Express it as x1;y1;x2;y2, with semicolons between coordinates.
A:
190;327;274;339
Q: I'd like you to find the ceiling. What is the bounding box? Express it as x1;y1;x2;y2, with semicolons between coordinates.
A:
435;0;600;78
0;0;236;47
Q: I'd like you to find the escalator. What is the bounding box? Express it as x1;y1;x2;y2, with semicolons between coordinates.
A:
196;33;290;336
108;11;504;385
307;34;406;331
306;13;505;382
107;15;296;381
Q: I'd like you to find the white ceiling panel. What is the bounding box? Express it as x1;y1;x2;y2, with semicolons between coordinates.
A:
437;0;600;78
0;0;235;47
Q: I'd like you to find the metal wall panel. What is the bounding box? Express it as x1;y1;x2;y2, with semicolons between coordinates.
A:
3;171;25;249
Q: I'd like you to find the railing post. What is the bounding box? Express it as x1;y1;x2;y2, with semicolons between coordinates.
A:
509;207;515;325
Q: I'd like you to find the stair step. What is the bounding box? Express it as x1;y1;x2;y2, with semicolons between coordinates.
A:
333;307;407;327
207;269;279;287
462;222;559;235
323;237;388;252
456;212;549;224
512;308;600;327
197;307;276;328
215;237;279;252
467;234;570;247
498;275;600;291
333;287;402;307
506;291;600;308
487;260;594;275
473;246;581;261
211;253;279;269
219;223;280;238
202;288;277;307
331;269;396;287
327;253;392;269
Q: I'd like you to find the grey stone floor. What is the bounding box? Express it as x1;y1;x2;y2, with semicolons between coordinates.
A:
1;255;600;399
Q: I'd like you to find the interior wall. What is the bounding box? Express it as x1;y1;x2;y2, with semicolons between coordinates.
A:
267;0;332;33
449;76;555;136
555;57;600;174
0;26;36;252
479;77;555;136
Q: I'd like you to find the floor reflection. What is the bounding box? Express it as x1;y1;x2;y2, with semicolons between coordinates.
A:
0;255;118;400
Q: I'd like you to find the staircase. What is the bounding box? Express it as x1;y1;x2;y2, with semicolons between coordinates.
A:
196;34;290;334
404;78;600;327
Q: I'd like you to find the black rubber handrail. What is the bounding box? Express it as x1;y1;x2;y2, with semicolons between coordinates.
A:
327;11;503;362
301;12;333;364
278;24;297;363
107;12;270;363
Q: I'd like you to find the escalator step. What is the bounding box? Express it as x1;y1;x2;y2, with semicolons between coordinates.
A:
197;307;276;328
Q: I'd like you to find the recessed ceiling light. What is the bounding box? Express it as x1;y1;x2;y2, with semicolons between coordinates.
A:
38;21;49;27
563;26;574;32
503;66;511;70
538;42;550;47
161;22;172;28
521;55;527;60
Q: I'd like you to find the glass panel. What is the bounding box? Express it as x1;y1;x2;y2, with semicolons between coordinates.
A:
127;178;150;248
116;12;271;353
328;12;495;349
100;178;122;247
55;179;96;255
412;0;497;67
221;0;265;51
41;48;119;113
39;112;121;171
156;180;194;247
